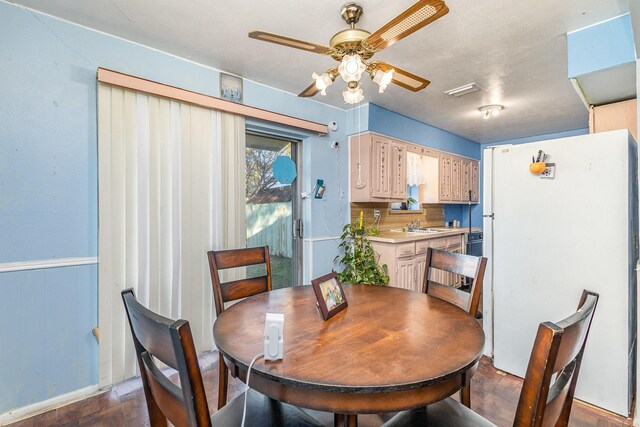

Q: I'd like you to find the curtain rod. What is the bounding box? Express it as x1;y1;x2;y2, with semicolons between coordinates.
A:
97;68;328;135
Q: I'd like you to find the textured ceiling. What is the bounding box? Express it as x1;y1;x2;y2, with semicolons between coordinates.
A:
9;0;630;143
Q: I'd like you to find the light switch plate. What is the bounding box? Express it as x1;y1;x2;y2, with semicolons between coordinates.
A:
264;313;284;361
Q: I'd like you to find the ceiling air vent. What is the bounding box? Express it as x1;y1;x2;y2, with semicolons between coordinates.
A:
444;83;483;97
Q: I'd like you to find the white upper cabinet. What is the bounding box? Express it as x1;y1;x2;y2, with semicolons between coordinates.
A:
349;132;479;204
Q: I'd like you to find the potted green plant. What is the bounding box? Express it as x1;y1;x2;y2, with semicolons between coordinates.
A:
334;212;389;285
406;196;418;210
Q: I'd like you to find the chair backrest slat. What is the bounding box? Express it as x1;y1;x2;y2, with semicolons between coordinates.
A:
213;247;269;269
552;300;596;372
514;290;599;427
425;282;471;312
428;249;482;278
220;276;270;302
422;248;487;317
141;352;190;427
122;289;212;427
126;302;181;370
208;246;272;317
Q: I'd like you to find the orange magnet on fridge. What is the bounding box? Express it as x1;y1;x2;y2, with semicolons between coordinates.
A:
529;162;546;174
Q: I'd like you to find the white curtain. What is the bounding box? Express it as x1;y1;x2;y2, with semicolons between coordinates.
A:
97;83;246;387
406;152;427;187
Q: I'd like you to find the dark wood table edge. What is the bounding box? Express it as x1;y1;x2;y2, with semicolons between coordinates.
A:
215;347;484;394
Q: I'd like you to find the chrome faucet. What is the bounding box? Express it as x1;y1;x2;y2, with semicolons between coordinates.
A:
407;219;421;231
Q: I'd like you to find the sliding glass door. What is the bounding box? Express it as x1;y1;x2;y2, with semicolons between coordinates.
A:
245;133;302;288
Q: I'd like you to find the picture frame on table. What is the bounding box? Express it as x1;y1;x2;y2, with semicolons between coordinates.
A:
311;272;348;320
220;73;243;103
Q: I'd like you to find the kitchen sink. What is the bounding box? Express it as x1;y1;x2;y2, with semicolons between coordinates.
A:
390;228;448;234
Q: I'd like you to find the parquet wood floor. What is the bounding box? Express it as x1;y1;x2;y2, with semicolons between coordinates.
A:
6;354;632;426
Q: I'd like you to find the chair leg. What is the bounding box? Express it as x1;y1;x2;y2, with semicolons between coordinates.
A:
346;414;357;427
334;414;345;427
218;353;229;409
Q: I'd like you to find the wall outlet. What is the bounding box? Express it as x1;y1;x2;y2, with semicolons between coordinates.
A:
373;209;381;218
264;313;284;361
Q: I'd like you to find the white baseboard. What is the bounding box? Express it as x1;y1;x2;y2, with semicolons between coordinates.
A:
0;257;98;273
0;385;102;425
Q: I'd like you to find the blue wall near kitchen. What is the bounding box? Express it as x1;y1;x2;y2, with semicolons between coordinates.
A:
367;104;481;159
0;1;346;413
567;14;635;78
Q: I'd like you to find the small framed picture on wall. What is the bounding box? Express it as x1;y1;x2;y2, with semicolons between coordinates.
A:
220;73;243;104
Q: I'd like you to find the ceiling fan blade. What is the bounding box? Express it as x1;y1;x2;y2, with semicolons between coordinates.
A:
249;31;331;55
299;81;320;97
372;62;430;92
363;0;449;51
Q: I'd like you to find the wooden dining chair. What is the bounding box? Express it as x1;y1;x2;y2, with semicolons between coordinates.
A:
422;247;487;318
207;246;272;409
382;290;599;427
121;288;323;427
422;247;487;407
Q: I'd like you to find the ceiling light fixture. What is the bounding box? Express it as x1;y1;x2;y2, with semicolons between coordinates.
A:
338;53;366;83
479;105;504;119
371;69;394;93
343;82;364;104
312;56;395;104
312;71;335;96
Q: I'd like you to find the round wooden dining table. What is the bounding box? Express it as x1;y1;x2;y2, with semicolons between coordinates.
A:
213;284;484;424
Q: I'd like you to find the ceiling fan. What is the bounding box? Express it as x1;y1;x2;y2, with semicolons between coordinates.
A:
249;0;449;104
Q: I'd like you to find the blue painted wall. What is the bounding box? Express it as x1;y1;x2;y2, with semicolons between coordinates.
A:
367;104;481;159
567;14;636;78
0;265;98;411
0;1;347;413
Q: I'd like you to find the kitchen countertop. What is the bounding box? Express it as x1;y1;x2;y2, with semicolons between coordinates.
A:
370;228;482;244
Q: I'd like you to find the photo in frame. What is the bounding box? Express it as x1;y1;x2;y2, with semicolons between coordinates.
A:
220;73;243;103
311;272;348;320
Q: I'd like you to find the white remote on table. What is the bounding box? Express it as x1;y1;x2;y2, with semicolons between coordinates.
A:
264;313;284;360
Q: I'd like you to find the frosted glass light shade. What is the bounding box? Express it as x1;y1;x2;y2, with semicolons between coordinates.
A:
338;54;366;83
372;69;394;93
343;85;364;104
312;72;333;96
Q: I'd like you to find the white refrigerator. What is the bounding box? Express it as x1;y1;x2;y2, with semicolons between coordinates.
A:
482;130;638;416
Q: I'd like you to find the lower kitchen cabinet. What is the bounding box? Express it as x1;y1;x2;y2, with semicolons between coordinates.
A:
372;234;464;291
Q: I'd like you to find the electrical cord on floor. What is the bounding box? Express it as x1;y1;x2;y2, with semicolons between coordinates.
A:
241;352;264;427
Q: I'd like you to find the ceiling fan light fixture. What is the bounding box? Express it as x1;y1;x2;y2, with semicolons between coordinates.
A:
372;69;394;93
338;53;366;83
479;105;504;120
343;84;364;104
312;71;334;95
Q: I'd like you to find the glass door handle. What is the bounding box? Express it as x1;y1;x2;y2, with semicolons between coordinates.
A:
293;219;304;239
